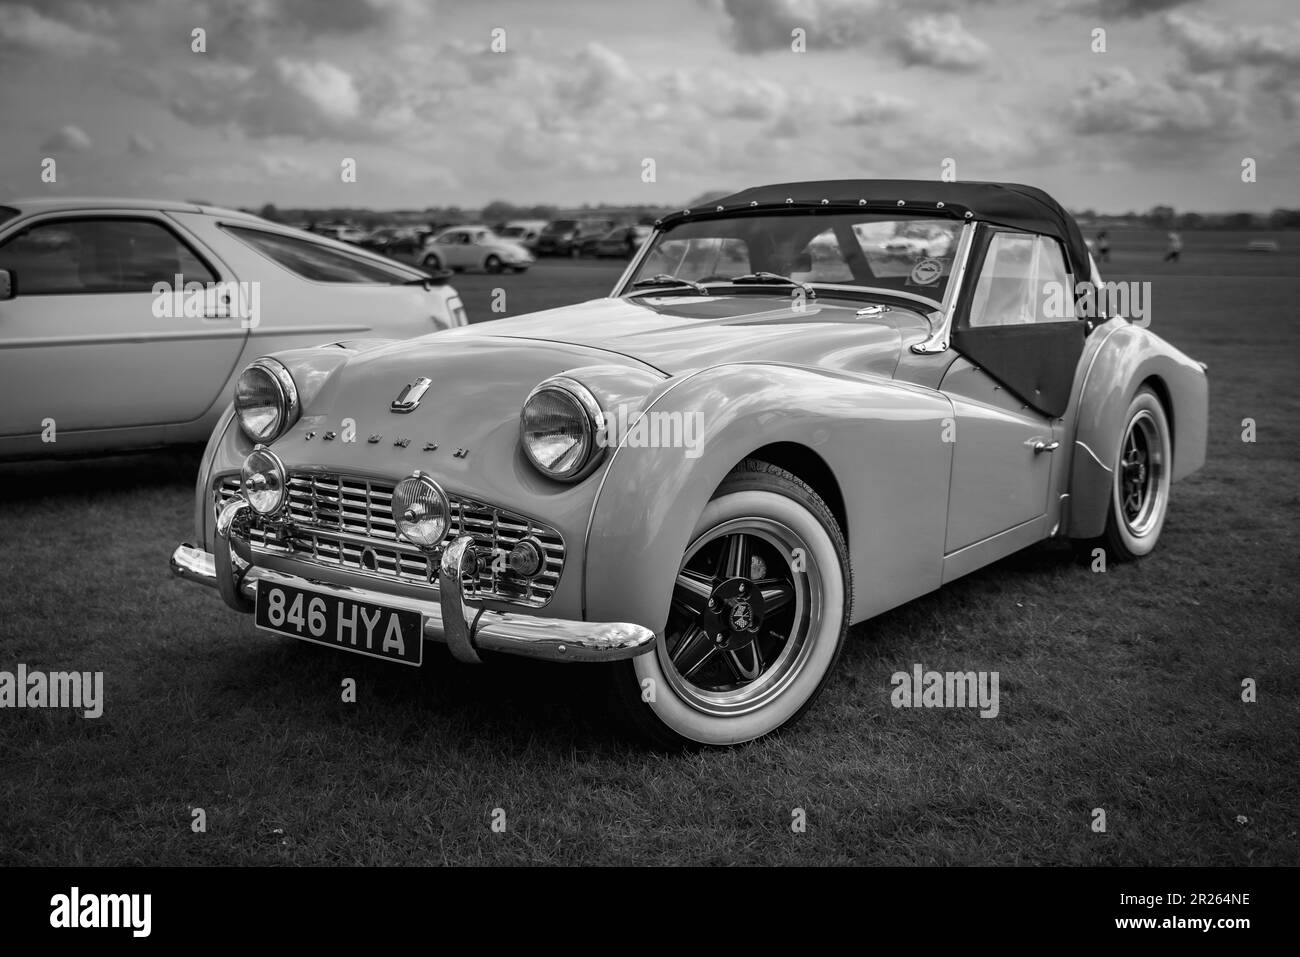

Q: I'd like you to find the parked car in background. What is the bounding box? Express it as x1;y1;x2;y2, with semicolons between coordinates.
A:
497;220;548;253
536;218;615;256
308;223;369;246
170;179;1206;747
0;198;467;460
1246;239;1280;253
586;224;653;258
370;231;438;268
418;226;533;273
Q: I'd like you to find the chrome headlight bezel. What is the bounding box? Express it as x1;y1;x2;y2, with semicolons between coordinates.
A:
392;471;451;550
240;445;288;516
519;376;605;482
234;358;300;443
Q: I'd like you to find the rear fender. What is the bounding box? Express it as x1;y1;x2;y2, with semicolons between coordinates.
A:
1068;320;1208;538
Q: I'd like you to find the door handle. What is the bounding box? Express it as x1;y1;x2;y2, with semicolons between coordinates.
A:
1032;440;1060;454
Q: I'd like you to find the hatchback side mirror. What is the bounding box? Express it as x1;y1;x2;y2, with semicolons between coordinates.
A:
0;269;14;301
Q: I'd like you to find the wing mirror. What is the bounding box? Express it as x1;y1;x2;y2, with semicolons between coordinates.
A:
0;269;13;300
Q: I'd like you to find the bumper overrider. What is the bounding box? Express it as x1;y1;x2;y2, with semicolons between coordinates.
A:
170;497;656;664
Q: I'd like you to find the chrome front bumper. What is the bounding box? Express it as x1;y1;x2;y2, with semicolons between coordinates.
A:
170;497;656;664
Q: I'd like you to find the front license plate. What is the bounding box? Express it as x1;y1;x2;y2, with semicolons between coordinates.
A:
254;582;423;666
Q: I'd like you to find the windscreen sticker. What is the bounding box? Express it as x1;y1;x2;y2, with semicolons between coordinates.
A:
907;258;944;286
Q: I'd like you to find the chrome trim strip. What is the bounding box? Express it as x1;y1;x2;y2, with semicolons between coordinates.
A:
1075;440;1113;474
580;361;717;618
911;220;976;355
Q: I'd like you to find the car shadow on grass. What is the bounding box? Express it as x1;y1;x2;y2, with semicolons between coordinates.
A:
187;539;1084;761
0;447;204;502
841;539;1081;666
201;631;633;755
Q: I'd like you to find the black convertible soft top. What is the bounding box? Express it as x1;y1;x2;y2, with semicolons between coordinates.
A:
659;179;1092;280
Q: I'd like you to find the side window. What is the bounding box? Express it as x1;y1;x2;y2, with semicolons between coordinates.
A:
967;233;1026;327
224;225;414;283
0;218;216;295
1030;236;1074;323
968;232;1076;327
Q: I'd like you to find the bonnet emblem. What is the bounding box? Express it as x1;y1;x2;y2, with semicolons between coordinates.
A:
391;376;432;413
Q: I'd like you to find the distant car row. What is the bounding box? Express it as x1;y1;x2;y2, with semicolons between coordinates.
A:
304;217;653;270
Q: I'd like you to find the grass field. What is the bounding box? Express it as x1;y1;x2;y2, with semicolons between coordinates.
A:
1;233;1297;865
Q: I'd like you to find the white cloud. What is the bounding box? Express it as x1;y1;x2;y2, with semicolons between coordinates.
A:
40;125;93;152
127;132;157;155
0;3;117;57
275;59;362;121
899;14;989;72
1163;12;1300;72
1069;67;1244;138
718;0;886;53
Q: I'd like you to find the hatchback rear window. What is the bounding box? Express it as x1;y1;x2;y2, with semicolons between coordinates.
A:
223;225;420;283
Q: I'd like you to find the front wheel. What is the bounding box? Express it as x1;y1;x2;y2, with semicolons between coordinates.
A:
1094;387;1172;561
420;253;441;271
484;254;503;274
610;460;851;748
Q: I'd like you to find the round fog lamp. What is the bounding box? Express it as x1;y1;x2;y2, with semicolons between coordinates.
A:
241;446;287;515
393;472;450;549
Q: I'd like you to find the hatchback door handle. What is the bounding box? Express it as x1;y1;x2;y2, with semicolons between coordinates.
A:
1032;440;1060;454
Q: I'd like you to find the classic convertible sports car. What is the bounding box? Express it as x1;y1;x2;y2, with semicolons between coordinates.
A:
170;180;1207;747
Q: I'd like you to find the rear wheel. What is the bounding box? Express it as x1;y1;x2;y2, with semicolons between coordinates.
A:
1095;387;1172;560
420;253;441;271
610;460;851;748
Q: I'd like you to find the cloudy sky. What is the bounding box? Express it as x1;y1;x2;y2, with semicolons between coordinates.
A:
1;0;1296;212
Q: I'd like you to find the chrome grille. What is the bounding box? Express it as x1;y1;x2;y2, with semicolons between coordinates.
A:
214;473;564;607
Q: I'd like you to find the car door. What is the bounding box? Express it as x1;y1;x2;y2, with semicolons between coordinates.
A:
435;230;468;268
0;213;245;437
471;230;491;268
940;227;1085;553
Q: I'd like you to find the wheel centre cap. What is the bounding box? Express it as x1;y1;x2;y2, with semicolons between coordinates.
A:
729;598;754;631
702;578;765;650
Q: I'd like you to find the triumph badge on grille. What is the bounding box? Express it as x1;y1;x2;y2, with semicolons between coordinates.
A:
391;376;433;413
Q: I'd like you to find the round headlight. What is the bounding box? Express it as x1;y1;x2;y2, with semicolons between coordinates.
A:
392;472;450;549
520;377;603;481
241;446;287;515
235;359;299;443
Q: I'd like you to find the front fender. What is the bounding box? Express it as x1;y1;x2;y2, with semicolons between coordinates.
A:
191;342;380;550
1068;320;1208;539
583;363;954;635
